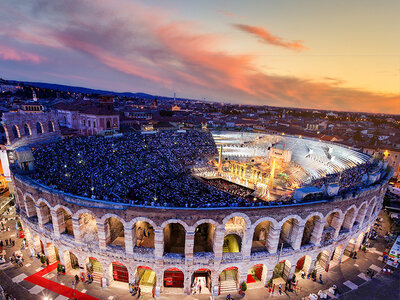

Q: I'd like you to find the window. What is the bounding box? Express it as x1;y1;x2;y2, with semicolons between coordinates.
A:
88;120;91;127
83;120;86;126
36;122;43;134
93;121;96;128
48;121;54;132
24;124;30;136
106;120;111;129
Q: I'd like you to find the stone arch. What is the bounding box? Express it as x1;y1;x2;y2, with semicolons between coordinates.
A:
191;268;212;294
109;261;130;284
355;202;368;225
331;244;344;265
219;266;239;294
36;122;43;134
315;250;330;273
24;123;31;136
54;206;74;237
77;212;99;246
63;250;80;273
247;264;267;285
48;120;55;132
251;217;278;253
194;222;215;253
24;193;37;218
224;215;248;239
135;265;157;293
46;243;60;264
272;260;292;281
103;215;125;250
37;199;53;229
130;218;155;250
0;124;7;144
222;213;251;228
16;188;24;211
84;257;104;283
321;210;343;242
163;222;186;255
161;219;190;232
301;214;322;247
341;206;357;232
73;208;99;221
279;216;302;250
295;255;312;274
12;125;20;139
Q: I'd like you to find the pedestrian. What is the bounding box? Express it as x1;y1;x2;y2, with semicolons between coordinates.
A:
9;238;11;245
5;239;8;246
11;240;14;247
138;286;141;298
75;274;79;284
199;284;202;294
0;240;3;248
279;284;282;295
319;274;323;284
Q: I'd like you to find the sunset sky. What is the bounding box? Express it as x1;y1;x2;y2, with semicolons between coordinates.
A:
0;0;399;113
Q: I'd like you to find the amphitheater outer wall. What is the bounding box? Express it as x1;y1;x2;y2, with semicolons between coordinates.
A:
14;172;389;296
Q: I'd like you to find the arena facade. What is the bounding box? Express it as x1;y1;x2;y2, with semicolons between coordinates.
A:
12;129;391;297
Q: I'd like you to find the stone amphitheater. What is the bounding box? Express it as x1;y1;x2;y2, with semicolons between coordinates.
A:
10;126;391;297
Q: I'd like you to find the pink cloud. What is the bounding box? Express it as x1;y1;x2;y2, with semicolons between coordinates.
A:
0;44;44;63
1;0;398;114
234;23;309;51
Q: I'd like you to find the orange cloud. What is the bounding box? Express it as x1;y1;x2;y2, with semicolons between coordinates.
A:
234;23;309;51
0;44;44;63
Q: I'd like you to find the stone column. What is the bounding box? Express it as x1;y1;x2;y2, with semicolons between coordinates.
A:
36;205;44;229
292;224;305;250
63;251;72;272
266;228;280;254
51;211;62;238
97;222;107;250
185;230;195;265
154;228;164;259
332;216;344;239
239;269;248;287
212;272;220;296
125;227;134;255
287;264;296;280
72;217;81;244
307;259;316;274
155;269;163;297
213;226;225;263
184;271;192;294
310;220;325;246
241;227;252;260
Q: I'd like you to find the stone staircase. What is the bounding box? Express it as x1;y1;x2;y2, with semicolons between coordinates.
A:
91;260;103;283
220;271;237;294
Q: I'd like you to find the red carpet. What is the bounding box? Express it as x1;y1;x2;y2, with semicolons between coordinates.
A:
24;262;99;300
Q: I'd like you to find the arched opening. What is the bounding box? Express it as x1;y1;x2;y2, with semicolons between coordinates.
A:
371;203;379;219
24;195;37;220
16;190;24;212
272;260;291;282
225;216;246;234
296;255;312;274
12;125;19;139
194;223;215;253
321;211;341;243
79;213;98;246
330;244;344;267
219;267;238;294
36;122;43;134
302;215;321;246
164;267;184;289
341;208;356;233
111;262;129;283
191;269;211;295
24;124;31;136
135;266;156;294
46;243;59;264
315;250;330;273
223;234;241;253
247;264;266;286
63;251;79;274
106;120;111;129
48;121;54;132
164;223;185;255
279;218;300;249
56;208;74;237
252;221;273;253
133;220;154;249
356;203;367;225
38;202;52;230
104;217;124;250
86;257;103;283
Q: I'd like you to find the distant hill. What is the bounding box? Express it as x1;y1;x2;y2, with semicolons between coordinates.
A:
10;80;156;99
